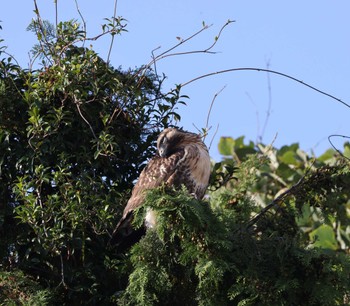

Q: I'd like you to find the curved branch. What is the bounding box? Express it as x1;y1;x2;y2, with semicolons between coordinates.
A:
328;134;350;161
181;67;350;109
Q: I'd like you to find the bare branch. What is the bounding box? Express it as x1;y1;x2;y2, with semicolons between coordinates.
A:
202;86;226;144
74;0;87;46
107;0;119;65
205;85;226;132
137;20;235;77
152;24;213;61
54;0;58;30
74;97;97;140
245;92;261;144
59;253;68;289
181;67;350;109
259;59;273;143
208;124;220;151
151;46;161;79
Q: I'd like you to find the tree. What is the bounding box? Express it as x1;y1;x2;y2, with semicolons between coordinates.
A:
1;5;350;306
0;13;184;304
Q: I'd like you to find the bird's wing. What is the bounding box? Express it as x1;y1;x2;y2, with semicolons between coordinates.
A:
123;152;183;213
109;151;183;247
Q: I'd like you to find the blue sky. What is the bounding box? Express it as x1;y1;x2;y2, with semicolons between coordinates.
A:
1;1;350;161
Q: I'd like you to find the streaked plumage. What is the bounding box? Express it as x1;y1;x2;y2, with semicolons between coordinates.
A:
110;128;211;248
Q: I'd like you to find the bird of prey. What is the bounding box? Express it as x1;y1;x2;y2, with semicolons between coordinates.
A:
109;128;211;249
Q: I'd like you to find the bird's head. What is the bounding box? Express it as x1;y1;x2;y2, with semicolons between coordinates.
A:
156;128;202;157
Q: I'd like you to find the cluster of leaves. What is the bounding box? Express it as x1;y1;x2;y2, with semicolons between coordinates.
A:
0;270;53;305
217;136;350;252
216;137;350;304
119;186;232;305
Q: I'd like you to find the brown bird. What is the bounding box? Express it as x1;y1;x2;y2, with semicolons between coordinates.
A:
110;128;211;249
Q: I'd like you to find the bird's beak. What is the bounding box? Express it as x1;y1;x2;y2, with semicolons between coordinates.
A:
159;148;165;157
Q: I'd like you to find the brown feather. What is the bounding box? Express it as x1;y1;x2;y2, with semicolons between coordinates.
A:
109;128;211;248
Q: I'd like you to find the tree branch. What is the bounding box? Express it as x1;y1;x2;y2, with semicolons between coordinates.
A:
137;20;235;78
74;97;97;140
74;0;87;47
181;67;350;109
205;86;226;132
107;0;119;65
328;134;350;161
202;86;226;144
246;164;314;229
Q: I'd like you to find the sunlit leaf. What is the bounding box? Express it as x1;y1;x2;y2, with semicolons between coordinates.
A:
318;149;336;162
343;142;350;159
218;137;234;156
309;224;338;250
279;151;298;165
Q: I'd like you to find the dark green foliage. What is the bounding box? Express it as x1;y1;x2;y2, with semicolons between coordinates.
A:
119;187;232;306
216;139;350;305
0;269;54;305
115;150;350;305
0;17;184;304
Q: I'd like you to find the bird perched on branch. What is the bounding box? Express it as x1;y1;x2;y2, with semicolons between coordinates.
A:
109;127;211;249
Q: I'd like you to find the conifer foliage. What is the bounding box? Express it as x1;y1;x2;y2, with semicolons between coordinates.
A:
1;5;350;305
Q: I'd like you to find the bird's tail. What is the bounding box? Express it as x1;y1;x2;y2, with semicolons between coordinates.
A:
109;212;146;252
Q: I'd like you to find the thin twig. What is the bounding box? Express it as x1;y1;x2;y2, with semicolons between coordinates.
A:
181;67;350;109
54;0;58;30
74;97;97;140
59;253;67;288
74;0;87;47
208;124;220;151
202;85;226;143
36;187;49;238
151;46;161;78
260;59;273;143
245;92;260;144
107;0;119;65
205;85;226;132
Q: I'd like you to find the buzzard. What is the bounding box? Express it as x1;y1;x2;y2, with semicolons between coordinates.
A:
110;128;211;249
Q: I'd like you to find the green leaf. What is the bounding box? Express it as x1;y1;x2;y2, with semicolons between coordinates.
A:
279;150;298;165
343;142;350;159
309;224;338;250
218;137;234;156
318;149;336;162
278;143;299;156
